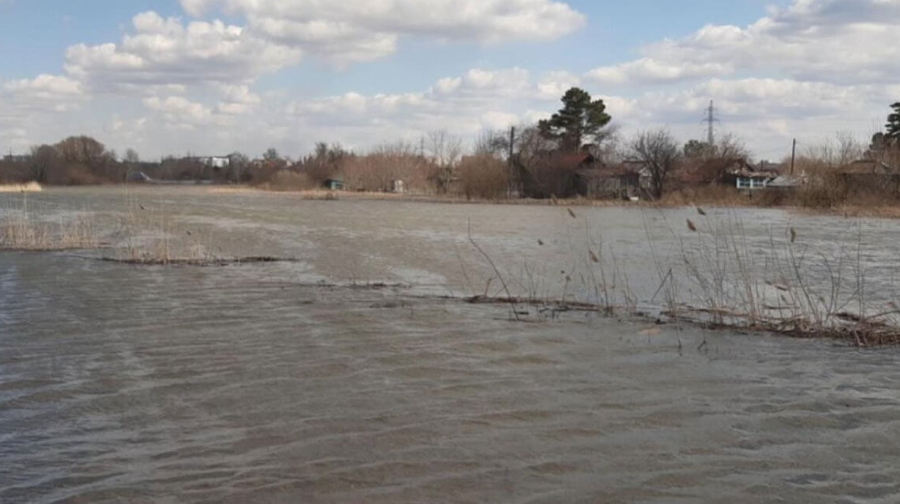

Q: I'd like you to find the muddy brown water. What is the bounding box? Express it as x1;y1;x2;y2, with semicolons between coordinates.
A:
2;187;900;503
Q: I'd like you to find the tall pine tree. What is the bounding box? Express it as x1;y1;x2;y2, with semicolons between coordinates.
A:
538;88;612;153
887;102;900;141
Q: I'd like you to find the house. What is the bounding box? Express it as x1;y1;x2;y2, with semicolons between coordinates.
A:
198;156;231;169
767;174;804;191
519;152;595;198
837;159;898;196
726;160;781;190
838;159;891;176
575;164;641;199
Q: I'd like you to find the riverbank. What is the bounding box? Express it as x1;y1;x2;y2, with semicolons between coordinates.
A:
210;184;900;219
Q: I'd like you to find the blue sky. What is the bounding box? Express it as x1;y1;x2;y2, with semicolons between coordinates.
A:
1;0;896;160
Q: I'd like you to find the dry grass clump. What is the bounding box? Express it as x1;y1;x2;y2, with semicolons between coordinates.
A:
0;194;99;251
111;196;218;265
0;182;43;193
261;170;317;192
0;215;98;251
672;210;900;346
464;207;900;346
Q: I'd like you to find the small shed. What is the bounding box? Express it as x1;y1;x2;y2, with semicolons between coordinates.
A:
324;178;344;191
390;179;406;194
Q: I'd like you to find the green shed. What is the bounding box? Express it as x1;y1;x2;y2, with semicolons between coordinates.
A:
324;178;344;191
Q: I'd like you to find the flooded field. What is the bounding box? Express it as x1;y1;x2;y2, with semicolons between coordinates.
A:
2;186;900;502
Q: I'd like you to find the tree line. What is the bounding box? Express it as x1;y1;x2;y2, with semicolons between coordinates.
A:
3;93;900;202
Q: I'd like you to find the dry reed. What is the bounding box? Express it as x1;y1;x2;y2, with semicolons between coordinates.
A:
464;206;900;346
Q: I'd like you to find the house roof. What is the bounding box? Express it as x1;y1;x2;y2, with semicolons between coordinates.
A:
725;159;782;178
768;175;805;187
546;153;595;170
576;164;638;179
838;159;891;175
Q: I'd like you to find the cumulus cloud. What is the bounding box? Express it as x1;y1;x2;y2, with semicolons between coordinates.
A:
289;68;555;133
143;95;226;129
5;74;83;98
587;0;900;86
587;59;732;86
181;0;585;41
65;12;301;89
4;0;897;162
179;0;585;63
1;74;86;116
215;84;261;115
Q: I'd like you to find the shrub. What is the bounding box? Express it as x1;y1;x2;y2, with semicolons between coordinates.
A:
267;170;315;191
458;155;510;200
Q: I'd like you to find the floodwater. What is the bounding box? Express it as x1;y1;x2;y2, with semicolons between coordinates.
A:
2;186;900;503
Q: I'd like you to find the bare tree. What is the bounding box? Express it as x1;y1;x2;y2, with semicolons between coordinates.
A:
631;129;681;199
427;130;463;168
228;152;250;183
426;130;463;192
835;131;863;167
55;136;108;167
341;141;432;192
474;129;509;158
263;148;280;161
124;148;140;164
29;145;60;183
716;133;751;161
804;132;864;169
458;155;510;200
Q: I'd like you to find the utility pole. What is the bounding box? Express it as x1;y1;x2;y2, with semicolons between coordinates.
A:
508;126;516;198
790;138;797;176
706;100;716;147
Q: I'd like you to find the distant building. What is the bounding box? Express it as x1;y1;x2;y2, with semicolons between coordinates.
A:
3;154;30;163
324;178;344;191
127;171;152;183
722;160;781;190
198;156;231;169
837;159;898;196
520;152;595;199
838;159;892;176
575;164;641;199
390;179;406;194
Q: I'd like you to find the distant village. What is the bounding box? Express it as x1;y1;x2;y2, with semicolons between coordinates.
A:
2;90;899;209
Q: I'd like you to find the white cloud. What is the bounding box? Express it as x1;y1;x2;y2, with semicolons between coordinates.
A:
65;12;301;89
537;70;581;99
215;84;261;115
179;0;585;63
587;58;732;85
143;95;222;128
587;0;900;86
4;0;897;163
5;74;84;98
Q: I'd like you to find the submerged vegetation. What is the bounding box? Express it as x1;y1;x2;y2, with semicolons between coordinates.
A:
462;207;900;347
0;193;98;251
2;186;900;346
